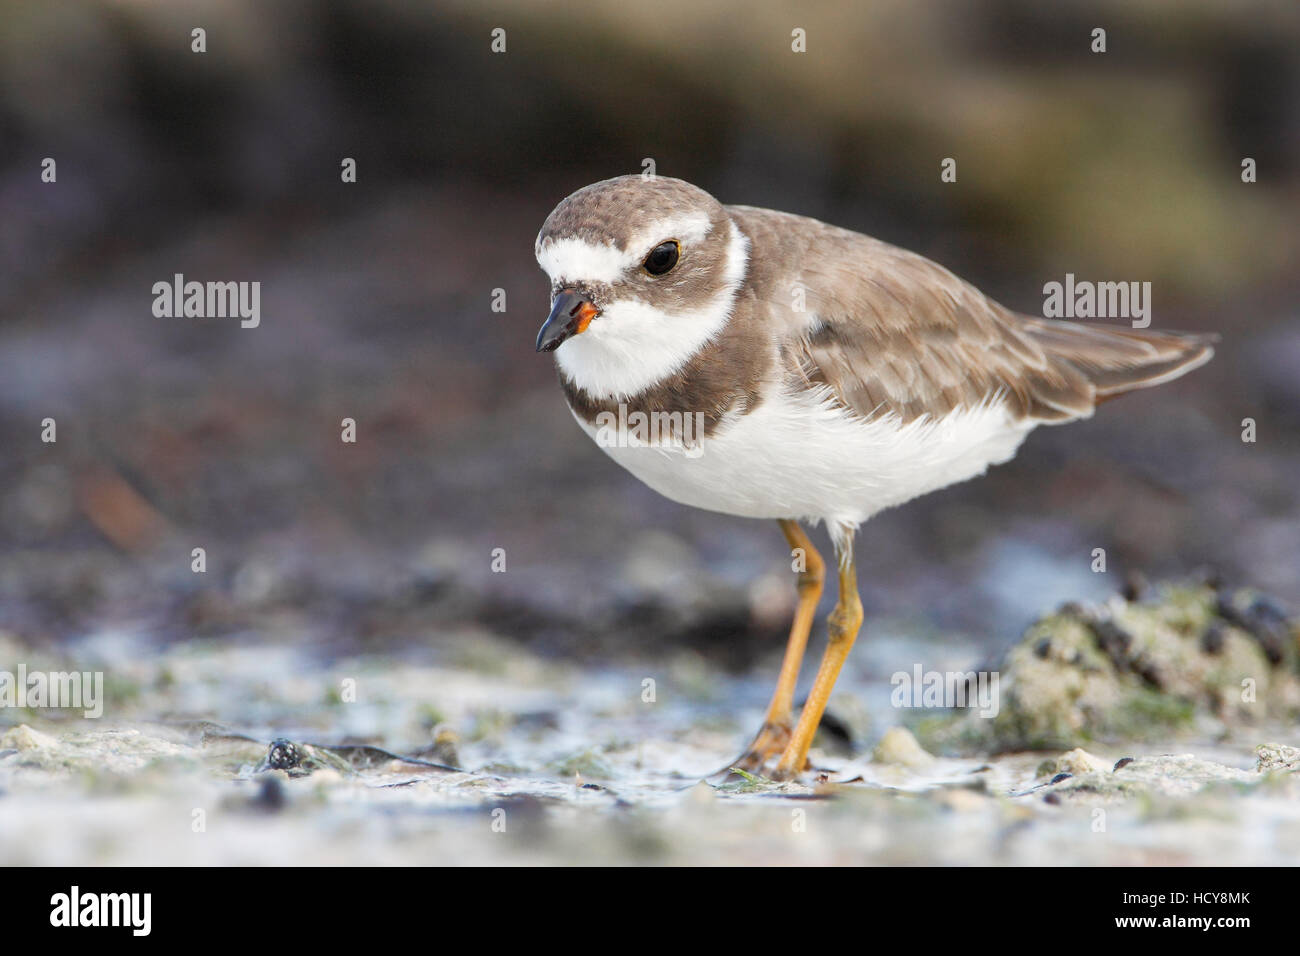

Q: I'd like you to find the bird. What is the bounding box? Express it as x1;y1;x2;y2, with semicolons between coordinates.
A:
533;175;1214;781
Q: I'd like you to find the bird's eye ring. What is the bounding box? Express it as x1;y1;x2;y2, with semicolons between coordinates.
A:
642;240;680;276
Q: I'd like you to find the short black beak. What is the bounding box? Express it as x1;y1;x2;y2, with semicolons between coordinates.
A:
536;290;597;353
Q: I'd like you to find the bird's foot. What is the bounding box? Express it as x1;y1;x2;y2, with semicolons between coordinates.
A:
712;719;808;780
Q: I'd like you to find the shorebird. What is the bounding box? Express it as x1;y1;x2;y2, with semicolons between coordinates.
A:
534;175;1214;780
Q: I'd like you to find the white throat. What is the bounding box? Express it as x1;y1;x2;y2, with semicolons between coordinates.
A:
549;220;750;401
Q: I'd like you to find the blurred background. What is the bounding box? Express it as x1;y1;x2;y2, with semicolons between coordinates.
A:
2;0;1298;681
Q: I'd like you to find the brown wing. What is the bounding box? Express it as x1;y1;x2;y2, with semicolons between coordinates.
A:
730;206;1215;424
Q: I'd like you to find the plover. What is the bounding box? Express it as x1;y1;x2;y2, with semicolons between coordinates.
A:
534;175;1214;780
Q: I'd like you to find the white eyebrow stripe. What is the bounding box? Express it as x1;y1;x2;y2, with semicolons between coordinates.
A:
637;212;713;246
536;237;638;285
535;212;718;285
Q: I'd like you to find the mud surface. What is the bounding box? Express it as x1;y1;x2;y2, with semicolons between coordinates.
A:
3;584;1297;866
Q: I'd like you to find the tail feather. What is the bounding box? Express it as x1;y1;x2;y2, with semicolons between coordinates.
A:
1019;317;1217;403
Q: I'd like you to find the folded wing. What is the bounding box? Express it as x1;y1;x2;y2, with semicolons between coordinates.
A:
733;207;1215;425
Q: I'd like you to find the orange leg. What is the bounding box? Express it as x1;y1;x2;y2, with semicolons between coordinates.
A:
729;519;824;773
772;541;862;781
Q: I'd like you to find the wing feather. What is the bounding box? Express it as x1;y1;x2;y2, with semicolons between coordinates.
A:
729;206;1214;425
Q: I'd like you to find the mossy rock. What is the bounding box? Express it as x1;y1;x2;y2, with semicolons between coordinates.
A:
918;581;1299;755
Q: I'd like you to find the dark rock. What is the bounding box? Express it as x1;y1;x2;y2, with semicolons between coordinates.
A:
267;738;301;771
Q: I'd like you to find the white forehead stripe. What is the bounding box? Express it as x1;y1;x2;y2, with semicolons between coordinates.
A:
535;237;636;285
535;211;716;285
648;211;713;245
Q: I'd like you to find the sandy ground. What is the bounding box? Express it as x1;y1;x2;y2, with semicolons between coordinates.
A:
3;615;1298;867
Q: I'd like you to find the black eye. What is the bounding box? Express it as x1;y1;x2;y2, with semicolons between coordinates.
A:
642;240;680;276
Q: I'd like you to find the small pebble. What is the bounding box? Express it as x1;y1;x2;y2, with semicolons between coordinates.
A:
267;738;301;771
872;726;935;768
1060;748;1109;775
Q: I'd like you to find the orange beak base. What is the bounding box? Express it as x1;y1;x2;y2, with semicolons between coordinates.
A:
536;290;600;352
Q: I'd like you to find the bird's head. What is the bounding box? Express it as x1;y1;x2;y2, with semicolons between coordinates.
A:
534;175;749;400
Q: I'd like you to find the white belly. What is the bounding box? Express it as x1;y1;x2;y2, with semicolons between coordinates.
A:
573;387;1036;529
